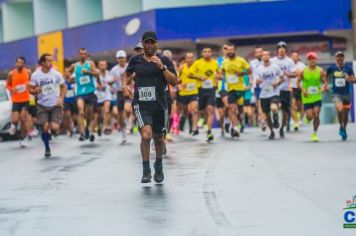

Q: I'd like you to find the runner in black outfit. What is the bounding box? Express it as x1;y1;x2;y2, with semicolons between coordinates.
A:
124;31;178;183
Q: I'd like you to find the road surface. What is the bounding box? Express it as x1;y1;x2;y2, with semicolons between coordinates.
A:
0;124;355;236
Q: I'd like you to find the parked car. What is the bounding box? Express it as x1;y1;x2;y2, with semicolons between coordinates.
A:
0;80;12;135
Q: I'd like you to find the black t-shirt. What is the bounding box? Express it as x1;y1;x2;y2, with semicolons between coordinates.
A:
126;53;176;110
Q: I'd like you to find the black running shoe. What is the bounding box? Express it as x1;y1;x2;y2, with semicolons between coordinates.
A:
224;123;230;133
153;162;164;183
240;125;245;133
230;128;240;138
141;169;152;183
45;148;51;158
97;127;102;137
207;133;214;143
268;132;275;140
279;128;285;138
79;134;85;142
89;134;95;142
192;130;199;136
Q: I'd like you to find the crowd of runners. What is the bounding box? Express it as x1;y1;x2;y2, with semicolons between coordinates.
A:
4;31;356;183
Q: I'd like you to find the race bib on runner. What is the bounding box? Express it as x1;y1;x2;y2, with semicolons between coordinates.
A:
66;90;75;98
138;87;156;101
79;76;90;85
202;79;213;89
41;84;55;95
263;85;273;94
227;75;238;84
308;86;319;95
15;84;26;93
335;78;346;87
186;83;196;91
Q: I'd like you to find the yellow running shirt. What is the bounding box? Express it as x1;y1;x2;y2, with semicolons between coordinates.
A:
189;58;219;89
179;64;199;96
222;56;250;91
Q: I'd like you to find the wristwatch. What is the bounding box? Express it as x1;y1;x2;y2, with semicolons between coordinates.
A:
161;65;167;72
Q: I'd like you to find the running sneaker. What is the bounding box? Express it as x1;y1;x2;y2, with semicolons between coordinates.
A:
153;162;164;183
268;132;275;140
191;130;199;136
261;122;267;132
207;133;214;143
224;123;230;133
45;148;51;158
67;131;73;137
340;127;347;141
9;124;16;136
89;134;95;142
121;130;127;144
19;139;27;148
165;133;173;142
294;123;299;131
343;129;348;141
141;169;152;183
79;134;85;141
305;118;311;125
230;128;240;138
198;118;205;128
240;125;245;133
311;133;319;142
97;127;102;137
103;128;111;135
279;128;285;138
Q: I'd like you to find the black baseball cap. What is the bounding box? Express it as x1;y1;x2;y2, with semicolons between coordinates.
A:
335;51;344;57
142;31;157;42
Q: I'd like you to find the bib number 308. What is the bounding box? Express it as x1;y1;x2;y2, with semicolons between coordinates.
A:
138;87;156;101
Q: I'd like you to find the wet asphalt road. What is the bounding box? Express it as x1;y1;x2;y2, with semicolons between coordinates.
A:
0;124;355;236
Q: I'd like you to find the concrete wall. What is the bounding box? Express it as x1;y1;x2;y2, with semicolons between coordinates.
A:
66;0;102;28
2;1;34;42
142;0;254;10
102;0;142;20
33;0;66;35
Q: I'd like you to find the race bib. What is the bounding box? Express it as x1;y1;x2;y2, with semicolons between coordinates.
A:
42;84;55;95
186;83;196;91
66;90;75;98
227;75;238;84
308;86;319;95
335;78;346;87
138;87;156;101
263;85;273;94
202;79;213;89
15;84;26;93
79;76;90;85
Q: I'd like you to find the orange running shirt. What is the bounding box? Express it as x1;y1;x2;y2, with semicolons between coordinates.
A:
7;69;30;103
